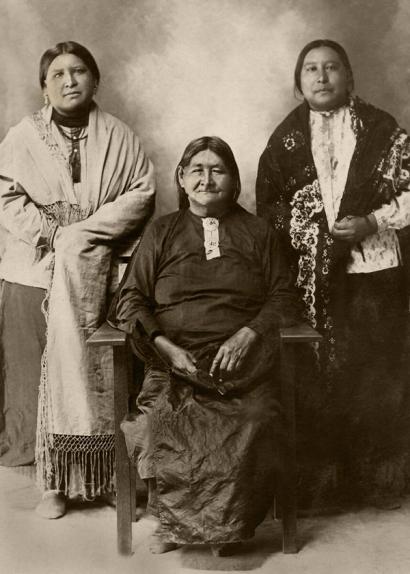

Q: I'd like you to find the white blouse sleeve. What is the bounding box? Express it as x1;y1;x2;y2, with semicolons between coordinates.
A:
373;193;410;233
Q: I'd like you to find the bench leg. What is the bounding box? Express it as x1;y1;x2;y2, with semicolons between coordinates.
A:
114;346;133;555
280;342;298;554
281;478;297;553
130;463;137;522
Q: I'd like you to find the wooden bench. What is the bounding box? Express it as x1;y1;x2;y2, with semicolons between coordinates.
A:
87;321;321;555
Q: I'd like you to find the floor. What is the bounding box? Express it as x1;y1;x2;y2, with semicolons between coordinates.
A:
1;466;410;574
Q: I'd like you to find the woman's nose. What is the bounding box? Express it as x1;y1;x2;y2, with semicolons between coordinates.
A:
203;170;213;185
317;68;328;83
64;72;77;87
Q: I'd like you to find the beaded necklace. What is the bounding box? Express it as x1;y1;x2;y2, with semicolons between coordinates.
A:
52;108;89;184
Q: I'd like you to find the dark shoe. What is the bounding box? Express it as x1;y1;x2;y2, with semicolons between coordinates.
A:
210;542;243;557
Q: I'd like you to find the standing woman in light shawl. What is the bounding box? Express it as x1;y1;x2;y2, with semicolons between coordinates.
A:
256;39;410;510
0;41;155;518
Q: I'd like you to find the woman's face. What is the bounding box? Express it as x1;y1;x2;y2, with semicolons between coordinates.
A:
43;53;96;116
178;149;235;216
300;46;351;111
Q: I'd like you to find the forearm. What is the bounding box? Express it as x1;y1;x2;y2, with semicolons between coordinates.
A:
373;194;410;232
247;294;299;335
249;229;300;336
0;178;54;248
71;151;155;242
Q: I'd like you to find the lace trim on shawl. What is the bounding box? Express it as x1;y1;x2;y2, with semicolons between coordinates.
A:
377;131;409;196
290;179;322;327
40;200;92;227
52;434;115;452
290;179;329;363
348;96;363;137
31;111;69;169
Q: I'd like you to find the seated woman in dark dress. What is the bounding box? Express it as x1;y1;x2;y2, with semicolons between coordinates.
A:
111;136;298;556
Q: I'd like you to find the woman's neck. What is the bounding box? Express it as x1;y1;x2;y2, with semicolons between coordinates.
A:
52;105;91;128
188;203;232;218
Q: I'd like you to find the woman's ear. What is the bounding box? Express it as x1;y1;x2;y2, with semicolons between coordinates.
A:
177;166;185;189
42;87;49;106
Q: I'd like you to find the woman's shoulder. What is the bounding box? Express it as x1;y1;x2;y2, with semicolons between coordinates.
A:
266;103;306;142
233;204;273;236
261;103;308;158
142;210;182;236
93;107;141;140
353;96;399;129
2;112;37;139
0;112;41;151
151;210;182;228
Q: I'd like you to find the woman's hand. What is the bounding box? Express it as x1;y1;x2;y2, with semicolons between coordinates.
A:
210;326;258;378
153;335;198;375
331;214;377;244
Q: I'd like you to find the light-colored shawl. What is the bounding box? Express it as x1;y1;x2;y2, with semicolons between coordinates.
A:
0;104;155;496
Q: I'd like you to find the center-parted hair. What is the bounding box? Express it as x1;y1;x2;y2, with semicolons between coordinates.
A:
294;39;354;97
39;41;100;88
175;136;241;210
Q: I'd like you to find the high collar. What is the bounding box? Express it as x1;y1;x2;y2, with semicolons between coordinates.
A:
43;101;95;127
187;202;239;221
310;104;349;119
51;106;90;128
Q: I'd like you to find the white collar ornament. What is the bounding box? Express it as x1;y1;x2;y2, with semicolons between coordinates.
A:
202;217;221;260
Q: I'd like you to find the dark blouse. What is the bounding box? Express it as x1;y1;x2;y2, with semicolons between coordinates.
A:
114;205;297;351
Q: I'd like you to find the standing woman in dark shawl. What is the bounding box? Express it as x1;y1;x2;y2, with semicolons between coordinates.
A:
0;41;155;518
256;39;410;510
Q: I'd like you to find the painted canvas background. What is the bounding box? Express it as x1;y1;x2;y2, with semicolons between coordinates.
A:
1;1;410;572
0;0;409;224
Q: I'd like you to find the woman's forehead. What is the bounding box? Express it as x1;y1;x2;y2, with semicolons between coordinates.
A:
303;46;344;65
188;149;225;166
47;53;87;72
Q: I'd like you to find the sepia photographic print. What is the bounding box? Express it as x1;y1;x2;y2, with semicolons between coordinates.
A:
1;1;410;573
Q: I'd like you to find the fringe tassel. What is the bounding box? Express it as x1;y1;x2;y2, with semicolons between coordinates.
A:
39;445;116;499
36;266;55;492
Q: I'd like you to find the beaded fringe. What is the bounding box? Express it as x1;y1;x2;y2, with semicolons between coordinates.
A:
37;440;115;499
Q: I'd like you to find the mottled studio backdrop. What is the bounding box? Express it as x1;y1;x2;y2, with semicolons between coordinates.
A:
0;0;409;223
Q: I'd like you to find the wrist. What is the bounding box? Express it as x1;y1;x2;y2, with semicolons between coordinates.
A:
242;326;259;340
364;214;377;236
153;335;177;356
150;329;164;342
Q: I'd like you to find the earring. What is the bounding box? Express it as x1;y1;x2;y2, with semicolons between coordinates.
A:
93;85;98;95
44;94;49;106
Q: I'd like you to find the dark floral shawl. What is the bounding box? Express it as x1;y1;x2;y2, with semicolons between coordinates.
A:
256;97;408;371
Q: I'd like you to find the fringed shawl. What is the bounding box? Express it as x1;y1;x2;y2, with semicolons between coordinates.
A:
0;104;155;496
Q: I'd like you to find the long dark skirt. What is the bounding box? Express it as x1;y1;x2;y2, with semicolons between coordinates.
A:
296;266;410;509
122;366;285;545
0;280;46;466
